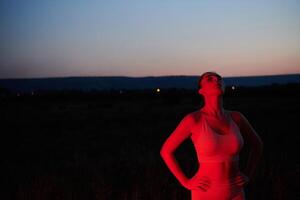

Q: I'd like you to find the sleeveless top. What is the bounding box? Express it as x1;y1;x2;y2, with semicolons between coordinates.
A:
191;112;244;163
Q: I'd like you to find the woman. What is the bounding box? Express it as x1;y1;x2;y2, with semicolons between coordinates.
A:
160;71;263;200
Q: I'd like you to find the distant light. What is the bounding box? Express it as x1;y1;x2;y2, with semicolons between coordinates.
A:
156;88;160;93
231;86;236;90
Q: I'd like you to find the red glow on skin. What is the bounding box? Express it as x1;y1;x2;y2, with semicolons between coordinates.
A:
160;72;263;199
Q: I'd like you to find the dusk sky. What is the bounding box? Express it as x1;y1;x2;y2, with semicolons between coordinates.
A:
1;0;300;79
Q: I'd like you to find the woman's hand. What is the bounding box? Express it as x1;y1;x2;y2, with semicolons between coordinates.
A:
182;175;211;191
235;172;250;186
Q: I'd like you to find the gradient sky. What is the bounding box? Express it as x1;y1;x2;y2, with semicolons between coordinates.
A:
1;0;300;78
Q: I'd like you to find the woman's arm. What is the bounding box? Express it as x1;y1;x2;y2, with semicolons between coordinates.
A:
233;111;264;182
160;114;194;187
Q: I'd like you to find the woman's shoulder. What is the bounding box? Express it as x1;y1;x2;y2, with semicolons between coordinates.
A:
227;110;246;126
182;110;204;124
228;110;245;118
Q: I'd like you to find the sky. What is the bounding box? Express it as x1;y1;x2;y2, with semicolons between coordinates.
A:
1;0;300;79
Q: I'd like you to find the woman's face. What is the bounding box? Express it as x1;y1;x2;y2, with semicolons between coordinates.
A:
198;72;225;96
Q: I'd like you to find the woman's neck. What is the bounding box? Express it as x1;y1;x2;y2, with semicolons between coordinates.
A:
201;96;225;118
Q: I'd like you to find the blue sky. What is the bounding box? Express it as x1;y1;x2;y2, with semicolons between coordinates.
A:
1;0;300;78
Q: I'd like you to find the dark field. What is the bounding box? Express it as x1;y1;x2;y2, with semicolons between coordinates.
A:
1;86;300;200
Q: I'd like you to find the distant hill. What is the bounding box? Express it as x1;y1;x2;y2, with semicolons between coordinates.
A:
0;74;299;92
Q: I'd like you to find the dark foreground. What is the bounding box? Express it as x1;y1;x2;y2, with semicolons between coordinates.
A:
1;86;300;200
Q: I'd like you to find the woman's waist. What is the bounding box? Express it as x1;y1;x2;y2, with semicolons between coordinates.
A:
198;154;240;163
195;169;243;187
195;161;240;181
209;176;245;187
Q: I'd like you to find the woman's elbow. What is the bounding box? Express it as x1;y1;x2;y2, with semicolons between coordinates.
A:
160;148;168;158
160;149;166;159
257;137;264;150
259;141;264;153
160;146;174;158
253;139;264;153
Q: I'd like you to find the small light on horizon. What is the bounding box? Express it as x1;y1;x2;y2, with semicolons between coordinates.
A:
156;88;161;93
231;86;236;90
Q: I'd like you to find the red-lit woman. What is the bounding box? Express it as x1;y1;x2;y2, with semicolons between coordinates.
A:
160;71;263;200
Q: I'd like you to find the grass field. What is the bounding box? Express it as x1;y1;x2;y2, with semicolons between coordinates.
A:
1;87;299;200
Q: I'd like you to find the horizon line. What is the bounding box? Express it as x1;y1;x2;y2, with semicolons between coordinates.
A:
0;72;300;80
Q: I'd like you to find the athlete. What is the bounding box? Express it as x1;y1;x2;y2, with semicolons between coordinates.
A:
160;71;263;200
